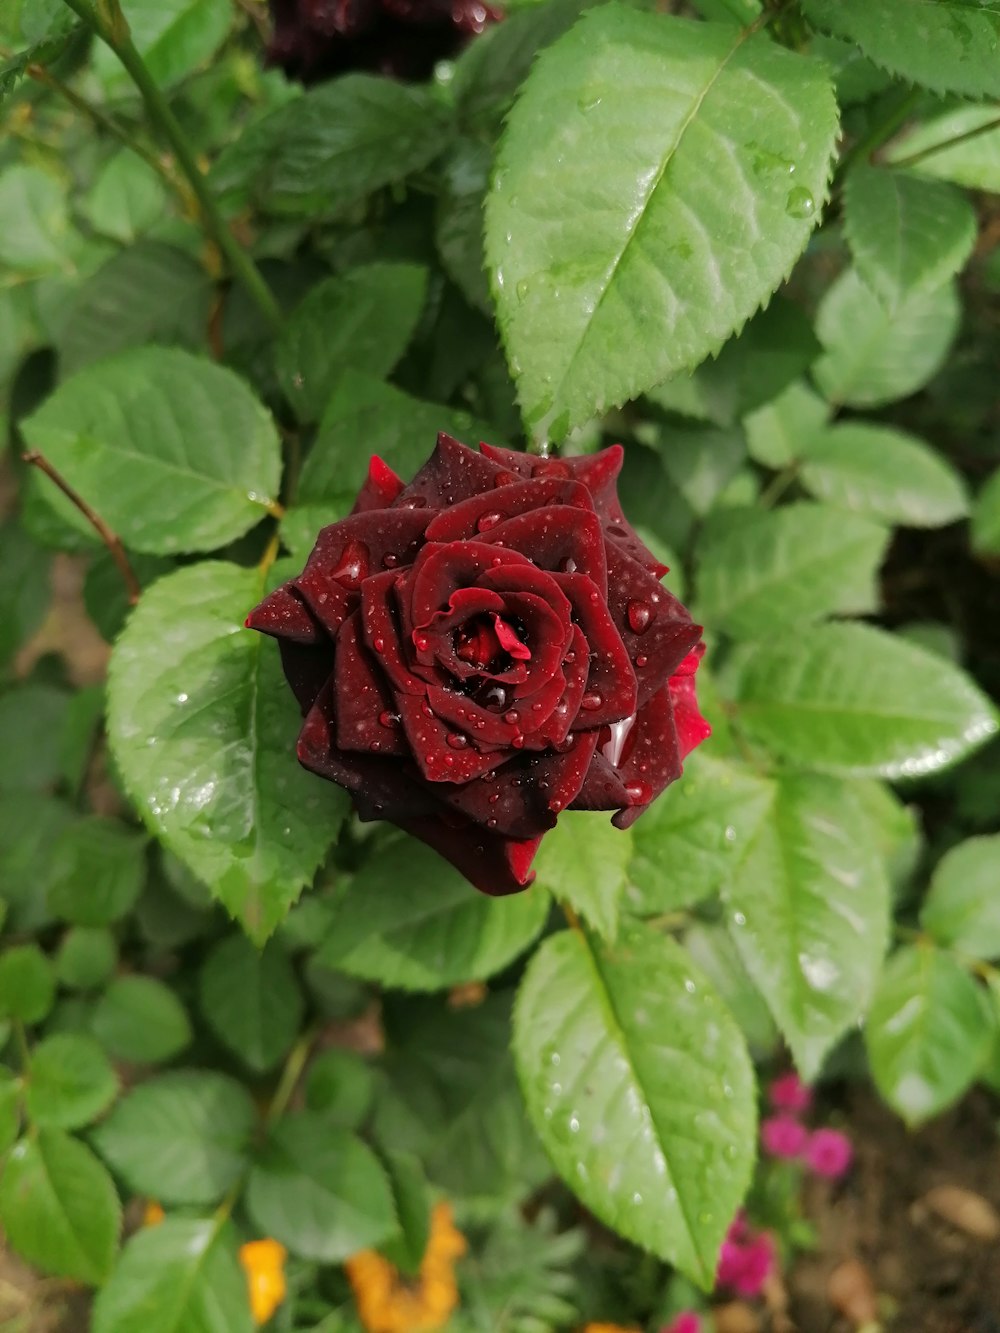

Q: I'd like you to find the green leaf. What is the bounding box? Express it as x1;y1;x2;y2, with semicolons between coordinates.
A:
696;502;888;638
48;817;147;926
0;522;51;674
305;1049;376;1128
277;263;428;423
0;22;82;106
211;75;450;217
294;371;496;532
0;165;70;273
730;622;999;778
800;421;970;525
972;464;1000;554
92;1219;254;1333
799;422;969;527
82;151;169;245
84;550;173;645
843;166;977;308
888;105;1000;193
55;927;117;992
0;1131;120;1284
0;794;74;932
865;944;993;1125
436;139;492;313
742;379;829;469
921;835;1000;960
375;992;549;1211
813;269;960;407
656;426;747;518
56;243;213;378
0;1069;20;1155
93;0;231;94
198;934;305;1073
246;1112;396;1262
531;811;632;941
91;976;192;1064
684;923;778;1058
0;944;55;1024
378;1149;430;1276
626;751;775;917
26;1034;118;1130
0;683;67;793
107;562;349;941
485;6;838;441
723;774;890;1078
513;923;755;1285
801;0;1000;98
23;348;281;556
92;1071;256;1206
316;837;549;991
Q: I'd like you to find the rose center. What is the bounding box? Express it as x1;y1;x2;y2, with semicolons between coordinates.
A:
453;613;531;671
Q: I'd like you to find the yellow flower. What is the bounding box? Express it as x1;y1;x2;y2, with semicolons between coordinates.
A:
239;1238;288;1326
143;1201;165;1227
346;1201;467;1333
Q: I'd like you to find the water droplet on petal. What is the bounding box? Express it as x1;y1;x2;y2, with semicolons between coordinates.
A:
627;600;653;633
581;692;603;711
477;511;503;532
625;780;652;804
447;732;469;750
330;540;369;590
378;710;400;728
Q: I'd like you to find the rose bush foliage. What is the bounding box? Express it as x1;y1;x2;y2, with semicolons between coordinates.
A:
2;0;1000;1327
248;435;708;893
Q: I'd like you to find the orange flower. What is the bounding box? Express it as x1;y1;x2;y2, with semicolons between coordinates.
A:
239;1239;288;1326
346;1201;467;1333
143;1201;165;1227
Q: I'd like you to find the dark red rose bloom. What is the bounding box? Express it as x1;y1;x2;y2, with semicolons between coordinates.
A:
247;435;710;895
267;0;500;83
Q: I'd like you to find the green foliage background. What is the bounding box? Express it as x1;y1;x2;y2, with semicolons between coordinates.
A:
2;0;1000;1326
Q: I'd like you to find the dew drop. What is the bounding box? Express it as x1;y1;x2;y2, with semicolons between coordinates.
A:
516;278;530;302
625;780;652;804
413;631;431;653
330;540;370;590
786;185;815;219
581;692;603;711
635;654;648;668
504;710;520;725
446;732;469;749
627;600;653;634
382;553;398;568
378;710;400;728
373;635;385;653
477;511;503;532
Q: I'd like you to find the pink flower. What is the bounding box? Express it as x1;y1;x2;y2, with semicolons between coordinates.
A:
716;1214;776;1299
760;1114;809;1160
768;1072;812;1114
805;1128;853;1179
662;1315;701;1333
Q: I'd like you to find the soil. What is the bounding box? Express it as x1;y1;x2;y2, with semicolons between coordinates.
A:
785;1089;1000;1333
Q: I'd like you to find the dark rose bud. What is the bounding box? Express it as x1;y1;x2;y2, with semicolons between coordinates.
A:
247;436;709;895
267;0;500;84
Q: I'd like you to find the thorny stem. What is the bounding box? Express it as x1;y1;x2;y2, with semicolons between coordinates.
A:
60;0;283;331
892;111;1000;172
22;451;142;605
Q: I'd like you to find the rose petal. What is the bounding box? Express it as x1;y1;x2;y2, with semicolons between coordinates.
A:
399;816;542;896
350;454;405;514
408;541;537;632
550;572;637;727
569;751;631;811
293;566;355;638
611;685;681;830
245;582;320;643
423;475;595;542
477;506;608;593
396;693;509;784
393;431;506;508
334;612;407;757
360;570;428;695
669;646;711;761
277;639;335;715
304;508;429;587
604;542;701;704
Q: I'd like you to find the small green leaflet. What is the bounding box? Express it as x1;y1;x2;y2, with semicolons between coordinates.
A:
513;923;755;1286
532;811;632;940
972;465;1000;554
888;105;1000;194
92;0;232;95
921;834;1000;960
107;562;349;941
486;5;838;441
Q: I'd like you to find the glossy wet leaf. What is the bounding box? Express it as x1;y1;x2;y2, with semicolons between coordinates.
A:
799;423;969;527
513;923;755;1286
486;5;838;441
723;774;890;1078
92;1219;253;1333
626;752;775;917
813;269;960;407
107;562;349;941
277;262;428;423
801;0;1000;98
843;166;977;308
247;1113;396;1261
316;837;549;990
865;945;993;1125
26;1034;117;1130
198;935;304;1073
92;1071;255;1206
23;348;281;555
921;835;1000;960
0;1131;120;1284
731;622;998;778
532;811;631;941
696;502;888;638
211;75;450;217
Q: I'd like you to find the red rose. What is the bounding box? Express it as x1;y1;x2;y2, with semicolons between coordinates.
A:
246;435;709;895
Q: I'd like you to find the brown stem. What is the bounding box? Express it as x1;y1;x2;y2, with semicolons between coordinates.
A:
22;451;142;605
